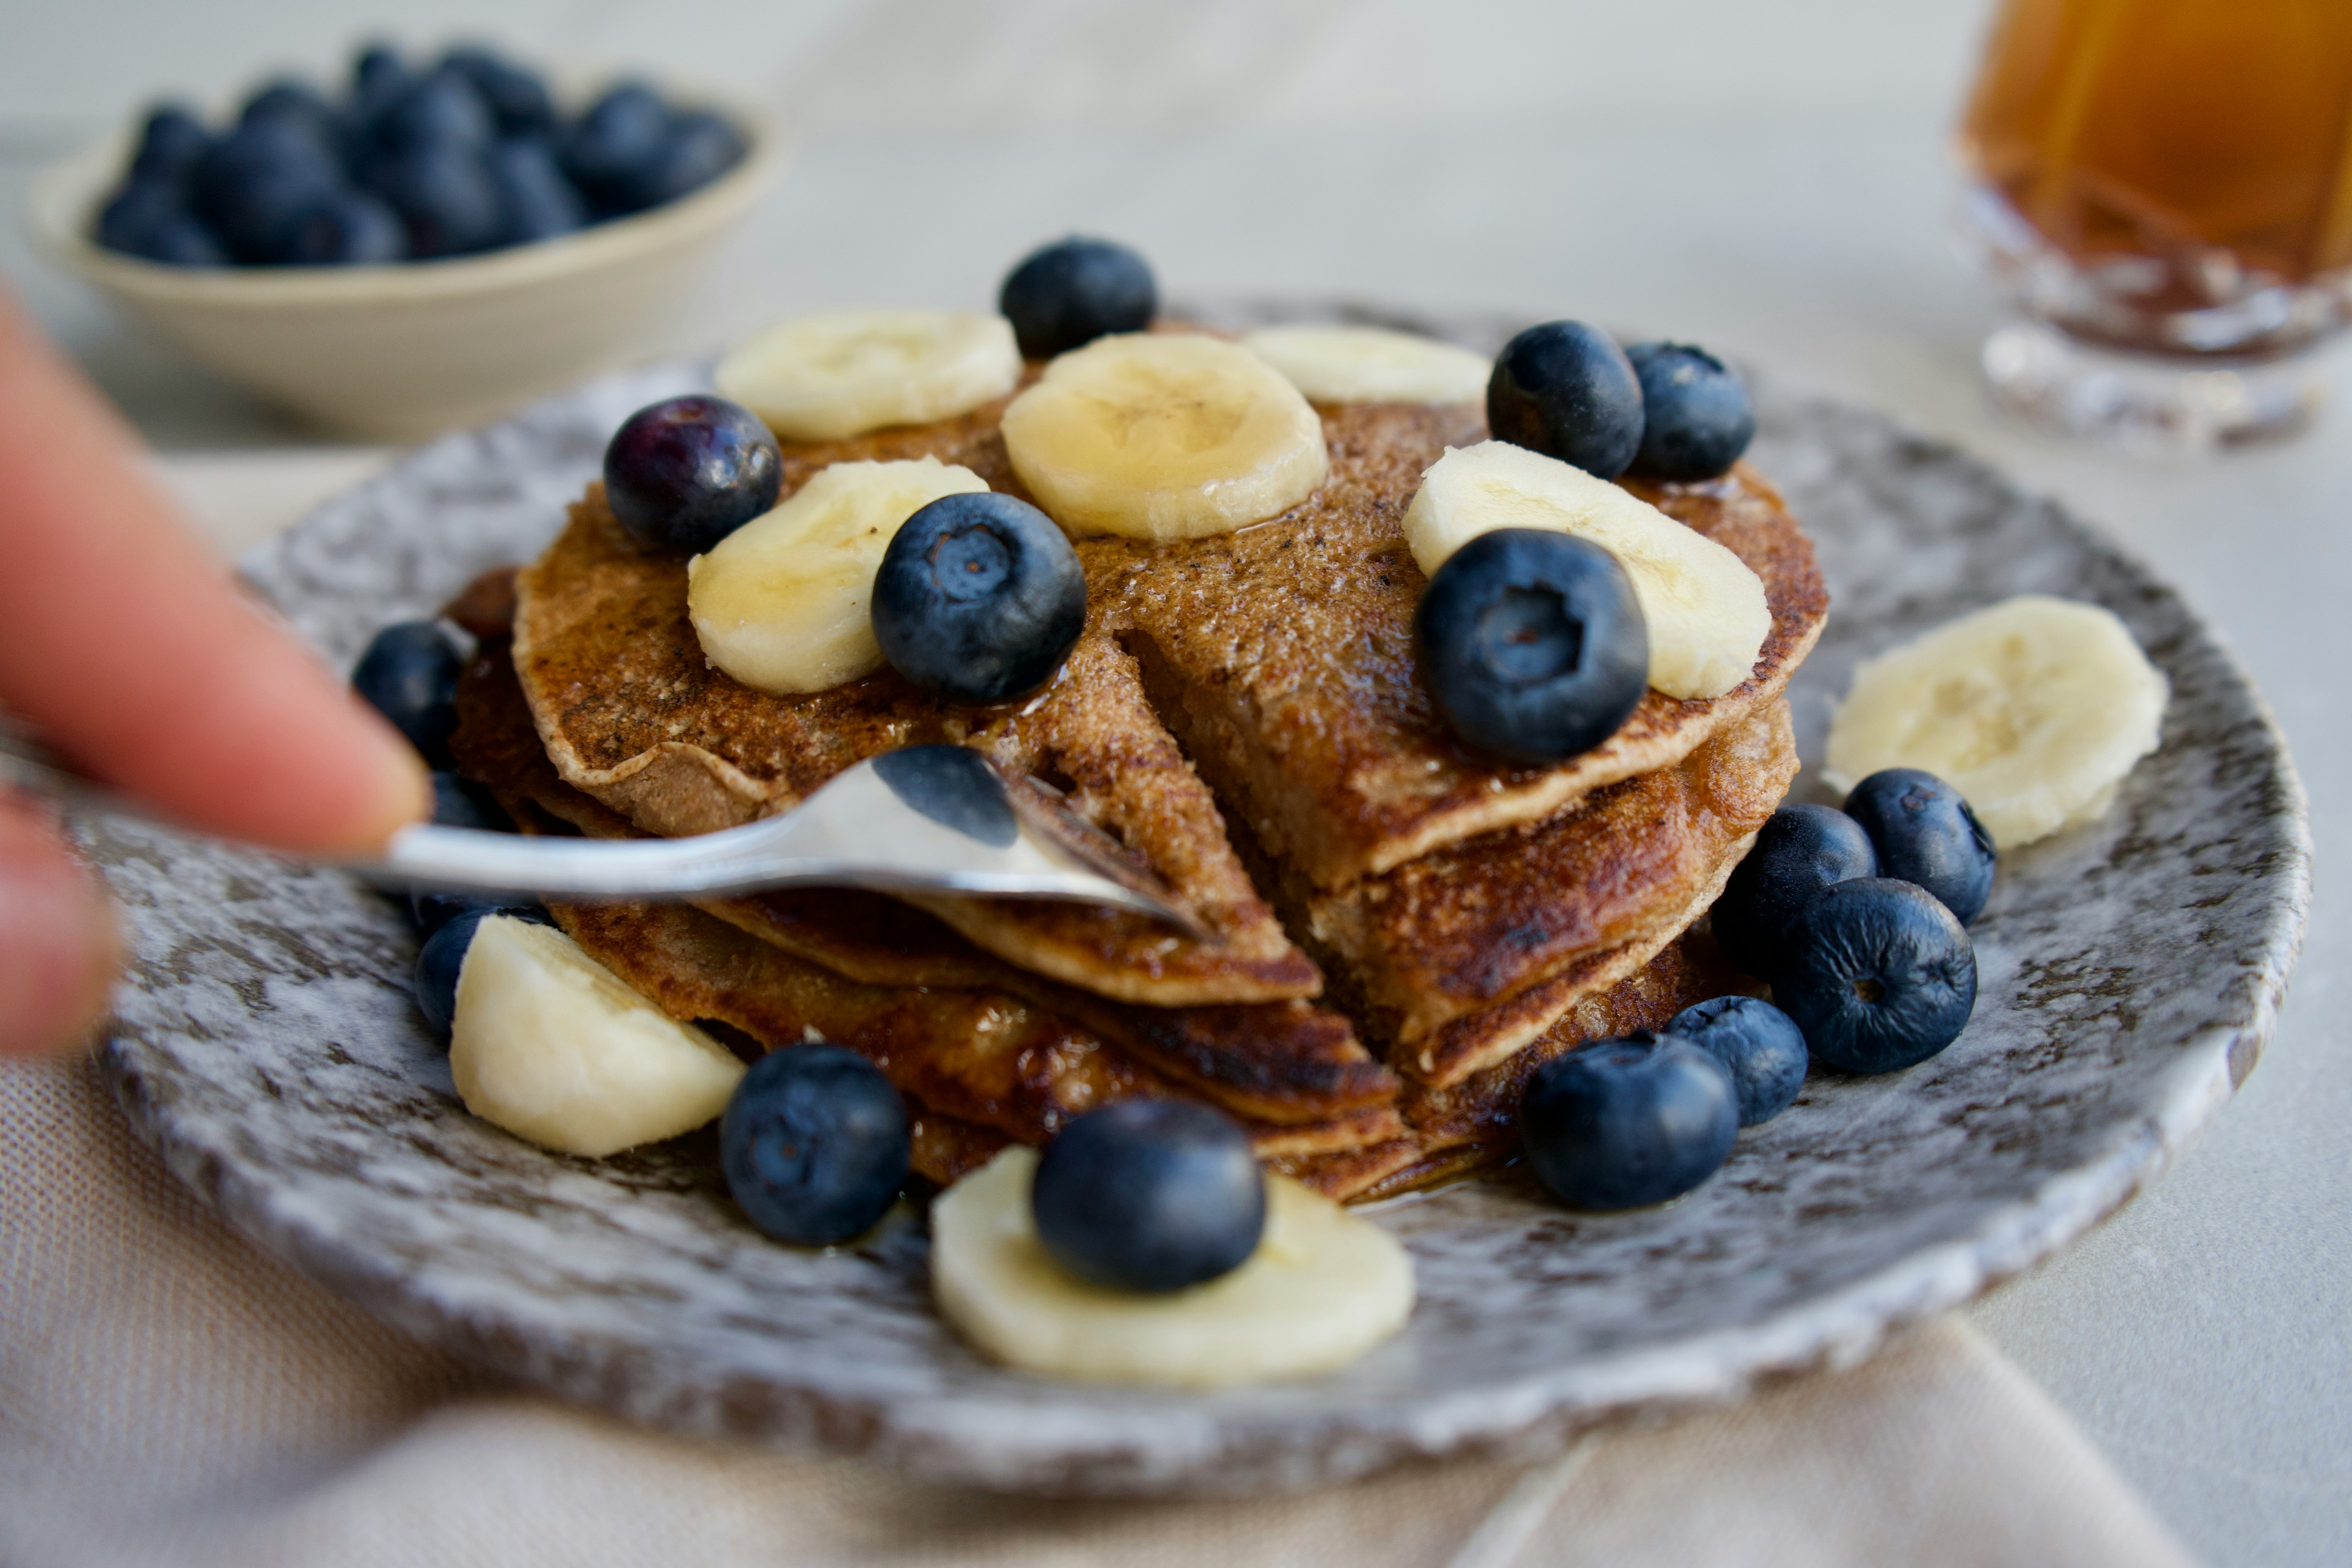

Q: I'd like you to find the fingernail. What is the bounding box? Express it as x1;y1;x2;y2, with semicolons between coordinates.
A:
0;815;121;1057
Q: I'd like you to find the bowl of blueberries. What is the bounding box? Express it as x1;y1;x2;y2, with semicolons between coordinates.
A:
27;40;783;439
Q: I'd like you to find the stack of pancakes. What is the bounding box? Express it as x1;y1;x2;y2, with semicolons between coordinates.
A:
450;388;1827;1201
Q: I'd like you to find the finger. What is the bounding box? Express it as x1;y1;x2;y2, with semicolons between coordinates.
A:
0;292;428;855
0;795;118;1058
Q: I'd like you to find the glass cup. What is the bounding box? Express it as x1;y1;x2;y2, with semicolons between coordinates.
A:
1955;0;2352;450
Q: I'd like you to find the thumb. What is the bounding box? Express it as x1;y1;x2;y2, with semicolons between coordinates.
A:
0;795;118;1058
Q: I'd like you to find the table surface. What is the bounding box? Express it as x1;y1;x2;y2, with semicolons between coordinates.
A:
4;4;2347;1563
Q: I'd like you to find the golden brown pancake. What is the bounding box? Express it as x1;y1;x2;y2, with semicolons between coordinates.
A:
455;635;1757;1204
510;400;1825;1015
454;642;1400;1128
544;893;1413;1196
1359;932;1756;1200
1282;697;1794;1054
1085;419;1826;889
513;485;1314;1010
479;368;1830;1203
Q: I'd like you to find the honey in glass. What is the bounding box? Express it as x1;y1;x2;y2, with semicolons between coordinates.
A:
1955;0;2352;445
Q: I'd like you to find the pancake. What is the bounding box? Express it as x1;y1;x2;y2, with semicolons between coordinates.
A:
1276;697;1795;1054
1082;417;1825;889
511;398;1826;1014
1359;931;1756;1200
479;364;1829;1204
455;640;1398;1126
457;632;1749;1204
513;483;1314;1010
543;893;1413;1198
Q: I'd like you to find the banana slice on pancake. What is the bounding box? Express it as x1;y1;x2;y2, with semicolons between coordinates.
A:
715;309;1023;441
450;915;745;1158
1404;439;1770;700
687;457;989;694
1002;334;1330;540
1825;593;2167;847
1241;325;1490;406
931;1145;1414;1387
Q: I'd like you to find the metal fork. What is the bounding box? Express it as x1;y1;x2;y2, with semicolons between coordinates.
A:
0;727;1203;935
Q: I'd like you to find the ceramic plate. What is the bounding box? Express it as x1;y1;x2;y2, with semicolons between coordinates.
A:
95;307;2310;1497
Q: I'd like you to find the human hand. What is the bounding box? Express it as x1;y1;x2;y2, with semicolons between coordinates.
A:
0;289;428;1057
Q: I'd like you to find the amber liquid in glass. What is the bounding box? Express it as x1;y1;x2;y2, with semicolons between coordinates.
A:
1960;0;2352;333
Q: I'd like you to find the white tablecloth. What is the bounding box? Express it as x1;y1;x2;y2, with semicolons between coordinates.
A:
3;4;2348;1561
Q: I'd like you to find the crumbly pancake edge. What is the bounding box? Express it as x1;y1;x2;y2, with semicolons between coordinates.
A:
1350;605;1821;881
1401;829;1756;1089
1298;697;1797;1048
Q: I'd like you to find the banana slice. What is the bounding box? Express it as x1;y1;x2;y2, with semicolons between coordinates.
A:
1000;333;1330;540
1241;325;1491;406
450;915;745;1158
1404;440;1769;700
932;1145;1414;1387
686;458;989;694
1824;593;2167;848
714;310;1022;442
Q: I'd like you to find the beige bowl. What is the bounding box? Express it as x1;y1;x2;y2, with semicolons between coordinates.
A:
27;93;784;440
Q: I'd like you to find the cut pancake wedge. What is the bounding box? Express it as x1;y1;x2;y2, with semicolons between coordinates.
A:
515;483;1318;1009
1247;699;1795;1056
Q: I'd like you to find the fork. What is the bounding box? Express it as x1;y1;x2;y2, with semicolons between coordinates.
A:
0;727;1203;936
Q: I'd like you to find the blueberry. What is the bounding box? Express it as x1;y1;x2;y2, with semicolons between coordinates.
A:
1665;995;1808;1126
370;67;496;155
134;215;230;266
610;109;744;211
1842;769;1998;926
1487;321;1646;480
352;620;465;766
1414;528;1648;764
561;83;673;216
1520;1033;1738;1210
441;46;556;137
409;886;525;936
352;43;409;117
240;78;336;137
1625;342;1755;482
429;769;508;832
413;905;551;1033
872;492;1087;704
602;395;782;553
1031;1100;1265;1292
720;1045;911;1246
1775;878;1977;1074
998;237;1157;359
1710;804;1878;980
95;180;225;266
190;118;345;263
285;188;408;264
487;136;586;244
128;104;212;183
97;178;179;247
367;142;505;258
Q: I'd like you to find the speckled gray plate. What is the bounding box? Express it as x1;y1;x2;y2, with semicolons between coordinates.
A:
95;305;2310;1497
